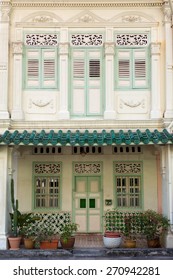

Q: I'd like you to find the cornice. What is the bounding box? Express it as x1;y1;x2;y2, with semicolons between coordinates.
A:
11;1;163;9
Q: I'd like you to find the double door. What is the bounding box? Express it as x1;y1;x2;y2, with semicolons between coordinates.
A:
73;176;102;233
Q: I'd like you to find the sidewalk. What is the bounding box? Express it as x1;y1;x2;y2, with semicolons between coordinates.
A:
0;248;173;260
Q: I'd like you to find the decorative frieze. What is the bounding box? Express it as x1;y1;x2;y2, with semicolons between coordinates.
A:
12;42;23;54
24;34;58;46
114;162;142;174
116;34;148;46
74;163;101;174
71;34;103;46
34;163;61;175
32;16;53;23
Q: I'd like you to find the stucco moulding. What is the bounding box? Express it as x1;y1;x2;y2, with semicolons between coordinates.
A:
16;10;158;28
11;0;163;8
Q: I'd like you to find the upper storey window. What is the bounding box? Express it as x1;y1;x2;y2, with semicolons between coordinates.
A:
115;34;150;90
24;34;58;89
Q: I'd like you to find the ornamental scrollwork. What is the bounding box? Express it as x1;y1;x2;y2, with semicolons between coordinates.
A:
74;163;101;174
116;34;148;46
114;162;142;174
25;34;58;46
71;34;103;46
34;163;61;175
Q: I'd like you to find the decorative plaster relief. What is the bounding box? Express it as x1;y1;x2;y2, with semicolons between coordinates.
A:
12;42;23;54
114;162;142;174
68;10;105;23
34;163;61;175
120;99;145;109
74;163;101;175
117;93;148;114
122;15;142;23
26;94;56;114
59;43;69;55
71;34;103;46
25;34;58;46
0;2;11;22
151;42;161;55
116;34;148;46
104;43;115;55
162;3;172;22
32;16;53;22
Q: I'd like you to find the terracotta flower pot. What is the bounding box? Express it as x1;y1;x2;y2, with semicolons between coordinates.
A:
8;236;22;250
24;238;35;249
147;238;160;248
60;237;75;249
124;239;136;248
40;239;59;250
104;231;121;238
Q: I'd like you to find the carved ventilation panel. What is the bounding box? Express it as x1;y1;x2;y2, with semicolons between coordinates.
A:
25;34;58;46
116;34;148;46
114;162;142;174
74;163;101;174
34;163;61;175
71;34;103;46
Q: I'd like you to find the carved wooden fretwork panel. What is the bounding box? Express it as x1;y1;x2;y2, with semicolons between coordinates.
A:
71;34;103;46
74;163;101;174
25;34;58;46
114;162;142;174
116;34;148;46
34;163;61;175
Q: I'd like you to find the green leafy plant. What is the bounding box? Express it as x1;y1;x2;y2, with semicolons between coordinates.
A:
141;210;170;240
60;223;78;243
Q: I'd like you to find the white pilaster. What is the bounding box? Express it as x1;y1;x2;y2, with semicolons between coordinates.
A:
104;28;116;119
163;3;173;118
0;0;11;119
0;146;9;249
150;42;162;119
162;145;173;248
11;42;24;120
58;28;70;119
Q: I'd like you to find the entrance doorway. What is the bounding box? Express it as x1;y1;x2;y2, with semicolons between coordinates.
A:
73;176;102;233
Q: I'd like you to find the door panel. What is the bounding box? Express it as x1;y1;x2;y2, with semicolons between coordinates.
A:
74;176;102;233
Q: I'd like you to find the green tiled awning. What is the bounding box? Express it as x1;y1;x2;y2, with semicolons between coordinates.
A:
0;129;173;146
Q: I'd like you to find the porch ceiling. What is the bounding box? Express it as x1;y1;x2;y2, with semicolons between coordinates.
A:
0;129;173;146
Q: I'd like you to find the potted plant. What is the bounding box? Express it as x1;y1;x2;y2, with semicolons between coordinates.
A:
103;210;122;248
142;210;170;248
8;178;22;250
36;224;59;250
60;222;78;249
23;228;37;249
123;214;137;248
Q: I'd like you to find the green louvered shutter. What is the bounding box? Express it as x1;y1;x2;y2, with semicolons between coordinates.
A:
42;49;57;88
133;49;148;88
117;50;131;88
26;50;40;88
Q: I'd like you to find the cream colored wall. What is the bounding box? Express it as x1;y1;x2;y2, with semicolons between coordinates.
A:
17;145;158;212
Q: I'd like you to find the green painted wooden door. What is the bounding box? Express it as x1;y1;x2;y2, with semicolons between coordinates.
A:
74;176;102;233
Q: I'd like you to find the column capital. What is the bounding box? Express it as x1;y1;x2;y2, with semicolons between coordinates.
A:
59;43;69;55
104;42;115;56
12;42;23;55
0;0;12;22
150;42;161;55
162;1;172;24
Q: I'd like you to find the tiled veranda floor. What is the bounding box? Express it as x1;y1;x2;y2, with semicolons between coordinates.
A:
74;234;148;248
